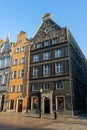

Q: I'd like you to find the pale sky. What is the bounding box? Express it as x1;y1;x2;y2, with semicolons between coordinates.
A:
0;0;87;57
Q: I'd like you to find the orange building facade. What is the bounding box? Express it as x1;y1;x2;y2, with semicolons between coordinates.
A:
7;31;30;113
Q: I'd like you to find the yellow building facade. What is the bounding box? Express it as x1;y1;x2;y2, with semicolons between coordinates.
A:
7;31;30;112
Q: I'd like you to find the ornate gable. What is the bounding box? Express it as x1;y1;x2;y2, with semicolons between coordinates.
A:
32;13;67;44
1;34;11;53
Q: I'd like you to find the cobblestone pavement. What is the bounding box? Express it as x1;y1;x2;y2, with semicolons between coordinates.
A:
0;113;87;130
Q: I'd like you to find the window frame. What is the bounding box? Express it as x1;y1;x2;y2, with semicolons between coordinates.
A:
14;59;18;65
55;63;63;73
11;85;15;93
12;71;17;78
33;67;39;77
20;57;25;64
43;51;50;60
21;46;25;52
18;85;23;92
33;54;39;62
43;65;50;75
32;84;38;92
19;69;24;77
43;84;49;91
55;49;62;58
56;81;63;90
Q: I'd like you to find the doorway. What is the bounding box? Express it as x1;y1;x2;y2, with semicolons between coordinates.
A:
44;98;50;114
18;100;23;112
1;95;5;111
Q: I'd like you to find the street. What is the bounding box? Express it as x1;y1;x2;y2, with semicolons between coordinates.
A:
0;113;87;130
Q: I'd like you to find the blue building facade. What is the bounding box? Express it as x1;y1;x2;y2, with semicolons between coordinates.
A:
0;34;12;111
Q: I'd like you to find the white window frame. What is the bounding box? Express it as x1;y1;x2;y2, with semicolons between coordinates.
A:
43;51;50;60
16;48;20;53
21;46;25;52
33;67;39;76
14;59;18;65
43;65;50;75
20;57;25;64
32;84;38;92
33;54;39;62
44;40;49;47
18;85;23;92
43;84;49;91
55;49;62;58
56;81;63;90
11;86;15;93
4;74;8;84
55;63;63;73
52;38;58;45
19;69;24;77
12;71;16;78
37;43;42;48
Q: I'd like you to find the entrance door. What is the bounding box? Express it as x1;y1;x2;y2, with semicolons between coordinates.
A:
44;98;50;114
18;100;23;112
1;95;5;111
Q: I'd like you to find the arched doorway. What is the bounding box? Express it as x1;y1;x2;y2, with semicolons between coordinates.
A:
44;98;50;114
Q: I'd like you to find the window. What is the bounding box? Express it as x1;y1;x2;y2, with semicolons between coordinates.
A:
18;40;22;43
32;97;39;109
12;71;16;78
55;63;63;73
44;40;49;47
52;38;58;45
33;54;39;62
14;59;18;65
1;57;4;67
32;84;38;92
0;75;2;84
33;67;39;76
20;69;24;77
16;48;19;53
55;49;62;58
18;85;23;92
11;86;15;92
56;81;63;90
4;74;8;84
37;43;42;48
43;84;49;91
43;65;50;75
56;97;64;111
21;46;25;52
20;57;25;64
43;51;50;60
6;55;10;66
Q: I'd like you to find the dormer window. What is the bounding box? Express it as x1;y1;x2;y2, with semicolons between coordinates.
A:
52;38;58;45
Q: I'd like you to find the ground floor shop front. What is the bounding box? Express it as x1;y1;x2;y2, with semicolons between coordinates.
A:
28;90;74;117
